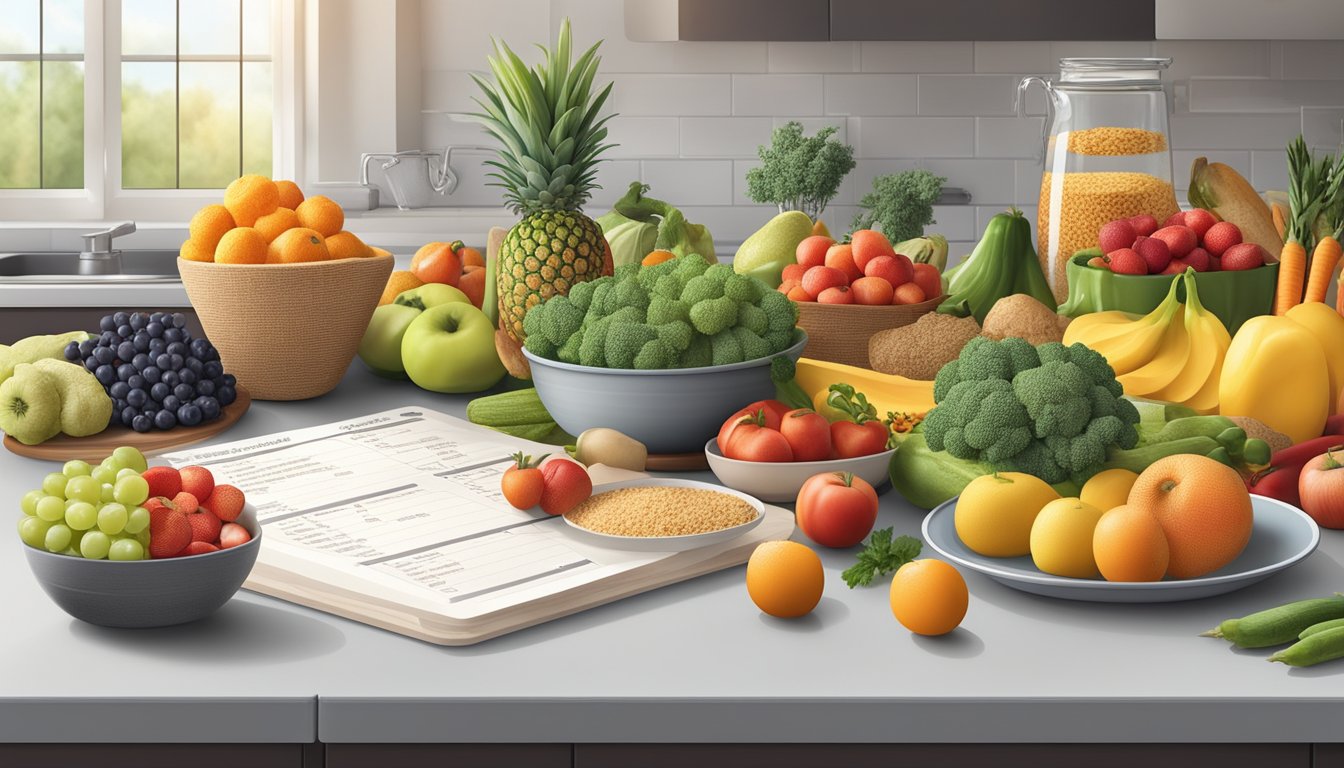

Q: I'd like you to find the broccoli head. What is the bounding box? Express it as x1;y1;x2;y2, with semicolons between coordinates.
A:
758;290;799;334
689;296;739;336
636;257;680;291
671;254;710;289
522;302;547;342
924;378;1034;465
586;282;614;322
737;303;769;336
733;326;771;362
634;338;675;370
679;335;713;368
655;320;694;352
709;329;744;366
681;274;725;305
647;295;690;326
578;318;611;368
604;279;649;315
703;262;734;286
605;323;658;369
724;273;764;304
556;327;584;364
539;296;583;346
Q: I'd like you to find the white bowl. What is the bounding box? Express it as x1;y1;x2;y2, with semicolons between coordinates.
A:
561;478;765;552
704;438;894;503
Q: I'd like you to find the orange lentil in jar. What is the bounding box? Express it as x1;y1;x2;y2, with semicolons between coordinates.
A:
1067;127;1168;156
1037;171;1179;303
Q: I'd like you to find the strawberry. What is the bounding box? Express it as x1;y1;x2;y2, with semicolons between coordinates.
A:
179;466;215;502
182;541;219;556
1163;211;1186;228
148;509;192;558
202;484;245;522
1152;225;1197;258
1107;248;1148;276
172;491;200;515
1098;219;1137;255
1182;208;1218;240
187;510;222;543
144;496;174;515
219;523;252;549
1221;242;1266;271
1160;259;1187;275
539;457;593;516
1183;247;1212;272
1132;235;1171;274
142;466;182;500
1202;221;1243;257
1128;214;1159;237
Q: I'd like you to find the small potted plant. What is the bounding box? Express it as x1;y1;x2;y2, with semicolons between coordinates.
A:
745;122;855;232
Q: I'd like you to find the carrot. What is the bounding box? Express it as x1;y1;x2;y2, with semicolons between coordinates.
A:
1306;235;1342;304
1275;240;1308;315
1272;202;1288;240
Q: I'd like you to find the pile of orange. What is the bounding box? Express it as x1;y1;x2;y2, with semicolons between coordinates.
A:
380;241;487;308
180;175;390;265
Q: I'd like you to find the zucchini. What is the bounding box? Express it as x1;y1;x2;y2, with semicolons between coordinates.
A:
1202;595;1344;649
1152;415;1236;444
466;388;553;427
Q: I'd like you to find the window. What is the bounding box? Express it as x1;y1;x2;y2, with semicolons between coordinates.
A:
0;0;85;189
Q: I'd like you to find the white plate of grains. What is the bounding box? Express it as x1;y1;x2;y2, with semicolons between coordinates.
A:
561;478;766;552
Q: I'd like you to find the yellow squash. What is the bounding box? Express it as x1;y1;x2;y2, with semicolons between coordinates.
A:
1219;315;1329;444
794;358;935;417
1284;302;1344;415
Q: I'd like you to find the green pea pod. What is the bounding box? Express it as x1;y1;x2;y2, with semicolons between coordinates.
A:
1242;438;1272;467
1205;446;1233;467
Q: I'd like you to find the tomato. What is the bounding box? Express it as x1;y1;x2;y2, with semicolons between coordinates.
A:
724;412;794;462
1298;449;1344;529
501;452;545;510
795;471;879;548
779;409;832;462
717;399;789;453
539;457;593;516
831;420;889;458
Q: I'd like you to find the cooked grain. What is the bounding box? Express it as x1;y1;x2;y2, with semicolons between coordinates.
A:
1067;127;1168;156
565;486;757;537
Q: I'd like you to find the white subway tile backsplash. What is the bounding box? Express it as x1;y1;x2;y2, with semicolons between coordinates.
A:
768;42;858;73
922;159;1017;205
855;118;975;158
1169;114;1303;150
1282;41;1344;81
1302;107;1344;149
1050;41;1154;60
590;160;644;209
640;160;734;206
606;74;732;116
918;75;1018;116
976;117;1044;159
1171;150;1250;193
1155;41;1272;81
420;0;551;71
680;118;773;158
604;117;680;159
824;74;917;116
928;205;976;241
1250;150;1290;193
860;42;973;74
1189;78;1344;114
973;42;1053;74
1015;159;1046;206
733;74;823;116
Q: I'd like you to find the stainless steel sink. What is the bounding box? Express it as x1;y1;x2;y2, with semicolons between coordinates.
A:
0;250;181;283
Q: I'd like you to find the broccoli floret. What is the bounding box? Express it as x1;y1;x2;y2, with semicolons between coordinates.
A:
737;303;769;335
602;278;649;316
709;329;744;366
671;254;710;289
556;327;584;364
523;302;547;341
724;273;764;304
586;282;614;322
636;257;680;292
647;295;690;326
923;378;1034;465
653;274;682;300
579;317;611;367
606;304;647;326
955;336;1040;382
681;274;725;305
770;355;811;410
613;263;640;282
759;290;799;334
605;323;658;369
633;339;674;370
734;326;771;362
1012;361;1094;439
689;296;739;336
679;335;713;368
703;262;734;286
764;329;795;354
655;320;694;352
539;296;584;346
523;329;559;360
567;279;601;313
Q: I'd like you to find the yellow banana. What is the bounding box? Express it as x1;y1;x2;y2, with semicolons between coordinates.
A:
1063;310;1146;348
1086;278;1184;375
1152;274;1229;406
1118;305;1190;396
1185;338;1227;415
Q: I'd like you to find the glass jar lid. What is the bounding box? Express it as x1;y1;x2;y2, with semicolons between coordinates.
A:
1058;57;1172;86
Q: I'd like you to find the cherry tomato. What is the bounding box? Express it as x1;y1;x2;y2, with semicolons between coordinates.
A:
795;471;879;548
779;409;832;462
717;399;789;453
501;452;546;510
831;420;889;458
723;410;794;462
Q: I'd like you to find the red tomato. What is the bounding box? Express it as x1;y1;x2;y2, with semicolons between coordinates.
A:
1298;449;1344;529
717;400;789;453
795;471;879;548
539;457;592;516
831;420;889;458
779;409;832;462
724;413;794;462
795;235;835;269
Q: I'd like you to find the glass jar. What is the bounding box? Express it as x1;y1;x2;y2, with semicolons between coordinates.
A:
1018;58;1178;304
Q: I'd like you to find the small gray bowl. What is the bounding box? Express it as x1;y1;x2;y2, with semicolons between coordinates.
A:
525;331;808;454
23;505;261;628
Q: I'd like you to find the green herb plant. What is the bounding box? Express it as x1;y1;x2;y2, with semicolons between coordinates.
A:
842;527;923;588
852;169;946;243
745;121;856;220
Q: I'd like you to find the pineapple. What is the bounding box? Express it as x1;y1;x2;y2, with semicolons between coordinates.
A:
471;19;614;348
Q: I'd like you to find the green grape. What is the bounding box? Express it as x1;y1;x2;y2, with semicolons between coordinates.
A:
101;456;123;473
124;506;150;534
108;538;144;562
20;490;43;516
100;484;114;503
91;466;116;485
35;496;66;522
68;528;85;550
115;468;139;482
79;531;111;560
97;503;128;535
62;460;91;478
41;473;67;498
113;475;150;507
64;475;101;504
64;502;97;531
18;516;50;548
112;446;148;473
44;523;72;553
134;528;150;547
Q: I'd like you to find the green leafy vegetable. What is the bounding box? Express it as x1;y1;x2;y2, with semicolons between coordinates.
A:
852;169;946;243
745;122;856;219
842;528;923;588
596;182;716;267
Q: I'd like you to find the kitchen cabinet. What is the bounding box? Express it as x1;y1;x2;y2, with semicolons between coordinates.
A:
0;743;314;768
828;0;1154;41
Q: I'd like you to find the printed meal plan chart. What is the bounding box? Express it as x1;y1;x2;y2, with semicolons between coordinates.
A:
162;407;669;619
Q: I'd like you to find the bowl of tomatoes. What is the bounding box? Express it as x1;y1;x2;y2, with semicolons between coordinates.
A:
704;398;894;503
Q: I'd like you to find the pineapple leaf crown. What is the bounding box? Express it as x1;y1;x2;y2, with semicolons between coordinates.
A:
470;18;616;215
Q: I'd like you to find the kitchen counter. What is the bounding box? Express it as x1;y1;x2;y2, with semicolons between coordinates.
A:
1;362;1342;750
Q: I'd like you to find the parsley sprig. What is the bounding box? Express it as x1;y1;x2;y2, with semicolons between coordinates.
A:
841;528;922;588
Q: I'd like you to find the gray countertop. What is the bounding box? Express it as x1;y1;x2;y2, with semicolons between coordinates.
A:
1;362;1342;745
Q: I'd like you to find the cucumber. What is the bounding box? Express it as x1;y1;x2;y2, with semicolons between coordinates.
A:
1202;595;1344;648
485;421;559;441
466;388;553;427
1300;617;1344;640
1268;626;1344;667
1103;436;1222;475
1153;415;1236;444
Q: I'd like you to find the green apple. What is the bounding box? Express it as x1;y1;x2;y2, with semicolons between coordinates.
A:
394;283;470;311
401;302;506;393
358;304;421;379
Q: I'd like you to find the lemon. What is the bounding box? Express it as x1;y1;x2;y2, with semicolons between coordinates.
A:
954;472;1059;557
1080;468;1139;513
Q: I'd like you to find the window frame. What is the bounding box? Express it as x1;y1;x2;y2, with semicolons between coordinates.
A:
0;0;303;224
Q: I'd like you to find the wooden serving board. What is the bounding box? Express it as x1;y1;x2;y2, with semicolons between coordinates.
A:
243;501;794;646
3;385;251;463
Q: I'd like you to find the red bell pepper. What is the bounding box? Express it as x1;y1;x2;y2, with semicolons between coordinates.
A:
1247;434;1344;507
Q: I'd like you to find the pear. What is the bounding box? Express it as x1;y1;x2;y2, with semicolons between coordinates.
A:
732;211;814;289
33;358;112;437
0;330;91;385
0;365;62;445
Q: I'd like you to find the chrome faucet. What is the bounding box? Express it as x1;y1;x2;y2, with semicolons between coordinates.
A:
79;221;135;276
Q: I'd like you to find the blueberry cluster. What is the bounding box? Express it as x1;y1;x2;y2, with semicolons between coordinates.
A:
64;312;237;433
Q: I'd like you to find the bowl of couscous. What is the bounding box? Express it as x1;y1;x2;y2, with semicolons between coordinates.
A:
560;478;765;551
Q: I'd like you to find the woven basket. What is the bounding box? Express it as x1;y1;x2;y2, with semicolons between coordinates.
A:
795;295;944;369
178;254;393;400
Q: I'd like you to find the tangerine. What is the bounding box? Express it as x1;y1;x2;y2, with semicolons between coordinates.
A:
224;174;280;227
1092;504;1170;582
179;238;215;263
295;195;344;237
268;227;330;264
379;270;425;305
326;231;373;260
215;227;269;265
188;204;235;251
889;559;968;636
253;207;300;243
275;179;305;211
1127;454;1252;579
745;540;824;619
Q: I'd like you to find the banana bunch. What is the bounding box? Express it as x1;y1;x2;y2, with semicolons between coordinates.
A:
1064;271;1230;414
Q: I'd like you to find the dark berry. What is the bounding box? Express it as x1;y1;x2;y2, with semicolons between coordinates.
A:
179;368;197;386
99;316;116;332
197;397;221;421
142;366;161;384
174;383;194;401
126;389;147;408
121;406;138;425
146;322;164;338
109;382;130;400
63;342;81;361
161;394;181;412
129;313;146;331
196;379;215;397
164;328;184;343
117;363;135;382
94;365;116;387
176;404;202;427
92;346;115;365
78;339;95;356
150;382;170;403
132;353;151;371
153;410;177;430
131;414;152;433
170;354;184;371
167;342;187;357
112;312;129;326
161;370;180;387
116;341;135;362
127;374;145;390
217;385;237;406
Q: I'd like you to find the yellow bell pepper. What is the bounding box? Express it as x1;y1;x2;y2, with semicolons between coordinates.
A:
1284;302;1344;416
1219;315;1329;443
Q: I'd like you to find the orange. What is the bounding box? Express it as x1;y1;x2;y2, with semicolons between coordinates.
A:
179;238;215;263
214;227;269;265
253;207;300;243
459;265;486;308
188;204;235;251
641;249;676;267
1092;504;1169;582
223;174;280;227
295;195;344;237
889;559;968;636
326;231;374;260
267;227;330;264
379;270;425;306
459;245;485;268
745;540;824;619
411;242;462;286
275;179;305;211
1127;454;1252;579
